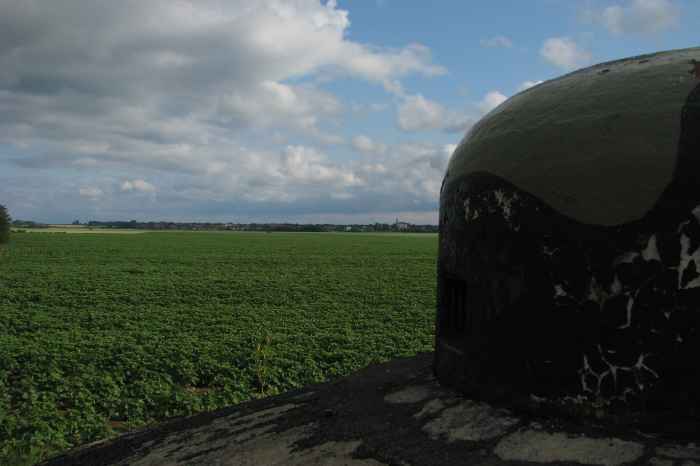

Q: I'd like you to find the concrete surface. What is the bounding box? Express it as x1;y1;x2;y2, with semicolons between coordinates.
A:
40;353;699;466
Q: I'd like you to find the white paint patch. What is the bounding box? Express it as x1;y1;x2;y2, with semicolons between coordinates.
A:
554;284;568;298
692;205;700;223
463;197;480;222
384;385;433;404
616;295;634;329
494;430;644;466
678;234;700;289
493;189;517;221
587;277;608;307
610;275;623;295
685;274;700;289
642;234;661;261
613;251;639;266
421;400;519;442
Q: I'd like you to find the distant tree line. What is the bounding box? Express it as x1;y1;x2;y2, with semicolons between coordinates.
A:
11;220;48;228
0;205;10;244
84;220;438;233
5;216;438;235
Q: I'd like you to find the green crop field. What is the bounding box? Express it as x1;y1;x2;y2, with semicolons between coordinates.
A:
0;231;437;465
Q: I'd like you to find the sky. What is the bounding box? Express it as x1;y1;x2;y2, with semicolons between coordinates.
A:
0;0;698;224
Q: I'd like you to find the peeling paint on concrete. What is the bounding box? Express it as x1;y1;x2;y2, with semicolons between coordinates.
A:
494;430;644;466
122;403;302;465
413;398;447;419
282;439;389;466
125;423;313;466
384;384;433;404
656;444;700;460
421;400;519;442
648;458;674;466
126;416;389;466
128;423;388;466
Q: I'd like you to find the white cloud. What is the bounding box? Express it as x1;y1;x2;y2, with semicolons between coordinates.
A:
342;42;446;93
0;1;444;157
351;135;386;155
397;94;474;133
517;80;544;92
217;81;342;136
398;95;443;131
591;0;680;35
478;91;508;114
79;187;103;200
540;37;592;71
0;0;454;222
282;145;361;187
121;179;156;193
480;36;513;48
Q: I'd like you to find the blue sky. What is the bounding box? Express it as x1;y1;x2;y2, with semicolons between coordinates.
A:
0;0;698;224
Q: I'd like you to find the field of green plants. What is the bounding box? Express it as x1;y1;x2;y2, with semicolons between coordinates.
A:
0;231;437;465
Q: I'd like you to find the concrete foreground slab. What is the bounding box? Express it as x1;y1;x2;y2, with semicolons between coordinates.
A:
40;353;698;466
493;430;644;465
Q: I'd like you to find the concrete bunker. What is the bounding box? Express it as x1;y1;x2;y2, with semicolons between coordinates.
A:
434;47;700;425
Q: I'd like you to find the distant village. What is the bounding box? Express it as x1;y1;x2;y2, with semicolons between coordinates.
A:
12;219;438;233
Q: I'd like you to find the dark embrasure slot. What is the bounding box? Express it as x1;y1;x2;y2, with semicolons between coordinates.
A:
440;275;468;337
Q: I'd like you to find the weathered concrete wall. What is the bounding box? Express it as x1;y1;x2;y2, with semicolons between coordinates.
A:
436;47;700;425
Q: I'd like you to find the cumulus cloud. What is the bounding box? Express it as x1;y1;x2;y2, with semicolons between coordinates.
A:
540;37;592;70
0;1;443;157
0;0;453;221
79;187;103;200
203;141;449;209
587;0;680;35
398;89;512;132
480;36;513;48
121;179;156;193
397;95;443;131
478;91;508;114
217;81;342;135
282;145;361;187
351;135;386;155
397;94;474;133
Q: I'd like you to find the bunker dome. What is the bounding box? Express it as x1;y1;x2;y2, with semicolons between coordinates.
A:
435;47;700;421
